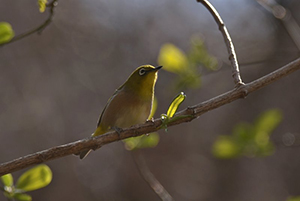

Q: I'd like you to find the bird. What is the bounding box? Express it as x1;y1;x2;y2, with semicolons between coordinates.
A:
79;65;162;159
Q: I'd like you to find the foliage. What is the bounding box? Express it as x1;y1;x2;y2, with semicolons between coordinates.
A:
124;133;160;151
38;0;48;13
161;92;186;131
0;164;52;201
212;109;282;159
166;92;186;118
0;22;15;45
287;196;300;201
158;36;218;90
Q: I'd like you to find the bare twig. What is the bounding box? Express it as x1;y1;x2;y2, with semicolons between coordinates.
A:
256;0;300;50
197;0;244;87
0;0;58;47
0;57;299;176
132;151;174;201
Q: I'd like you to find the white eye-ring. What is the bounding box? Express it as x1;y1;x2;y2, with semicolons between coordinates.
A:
139;68;146;76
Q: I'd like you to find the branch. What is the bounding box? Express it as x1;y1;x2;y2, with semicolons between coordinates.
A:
0;0;58;47
197;0;244;86
0;57;299;176
256;0;300;51
132;151;174;201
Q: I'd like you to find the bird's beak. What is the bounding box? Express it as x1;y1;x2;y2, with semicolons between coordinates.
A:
154;66;163;71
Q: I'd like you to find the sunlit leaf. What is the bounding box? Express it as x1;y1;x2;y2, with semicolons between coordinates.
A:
124;133;159;150
158;43;188;74
136;133;159;149
213;109;282;159
287;196;300;201
15;193;32;201
3;191;14;199
1;174;13;187
0;22;15;45
212;136;240;159
16;164;52;192
258;142;275;156
38;0;48;13
254;109;282;135
188;36;218;70
232;122;253;141
166;92;186;118
176;72;201;89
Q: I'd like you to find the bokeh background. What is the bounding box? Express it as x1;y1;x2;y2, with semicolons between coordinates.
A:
1;0;300;200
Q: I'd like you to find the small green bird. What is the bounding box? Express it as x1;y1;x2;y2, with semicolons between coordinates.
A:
79;65;162;159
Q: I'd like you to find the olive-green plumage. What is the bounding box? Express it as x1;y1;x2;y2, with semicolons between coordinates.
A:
79;65;162;159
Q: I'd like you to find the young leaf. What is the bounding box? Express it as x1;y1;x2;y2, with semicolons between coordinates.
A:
15;193;32;201
254;109;282;135
287;196;300;201
166;92;186;118
38;0;48;13
1;174;13;187
124;133;159;151
0;22;15;44
158;43;188;74
188;36;218;70
135;133;159;149
212;136;240;159
16;164;52;192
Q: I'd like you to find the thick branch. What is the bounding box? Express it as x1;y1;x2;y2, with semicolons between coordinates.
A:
0;57;299;176
197;0;244;86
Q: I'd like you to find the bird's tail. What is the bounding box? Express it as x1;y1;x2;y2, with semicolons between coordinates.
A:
75;128;105;159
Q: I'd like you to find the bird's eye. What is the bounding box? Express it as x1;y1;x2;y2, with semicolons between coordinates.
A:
139;68;146;76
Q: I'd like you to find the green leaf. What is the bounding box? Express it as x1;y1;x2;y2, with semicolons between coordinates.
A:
212;136;240;159
254;109;282;135
158;43;189;74
124;133;159;151
176;72;201;89
232;122;253;141
16;164;52;192
38;0;48;13
212;109;282;159
166;92;186;118
0;22;15;45
287;196;300;201
3;191;14;199
188;36;218;70
14;193;32;201
1;174;13;187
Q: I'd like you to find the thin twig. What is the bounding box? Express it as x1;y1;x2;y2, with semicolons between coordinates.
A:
256;0;300;51
0;0;58;47
0;57;299;176
132;151;174;201
197;0;244;87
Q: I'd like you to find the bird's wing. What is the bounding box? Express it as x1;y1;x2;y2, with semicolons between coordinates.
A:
96;88;121;127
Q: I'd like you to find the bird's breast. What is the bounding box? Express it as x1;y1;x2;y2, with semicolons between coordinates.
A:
99;89;153;131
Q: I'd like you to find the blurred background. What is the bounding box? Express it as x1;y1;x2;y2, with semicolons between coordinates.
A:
1;0;300;200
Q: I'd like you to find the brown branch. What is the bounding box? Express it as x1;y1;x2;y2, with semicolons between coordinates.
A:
132;151;174;201
197;0;244;86
0;57;299;176
0;0;58;47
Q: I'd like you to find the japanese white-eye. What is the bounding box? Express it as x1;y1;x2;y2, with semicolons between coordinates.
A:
79;65;162;159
